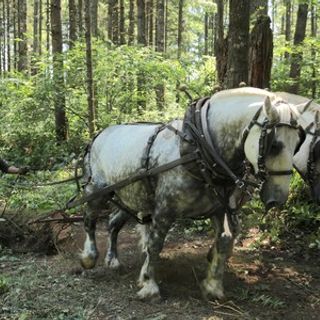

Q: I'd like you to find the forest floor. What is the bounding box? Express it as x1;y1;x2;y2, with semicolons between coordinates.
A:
0;221;319;320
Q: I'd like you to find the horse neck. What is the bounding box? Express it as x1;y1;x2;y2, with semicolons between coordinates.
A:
207;102;261;164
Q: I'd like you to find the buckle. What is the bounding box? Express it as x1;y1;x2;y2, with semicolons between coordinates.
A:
235;179;245;189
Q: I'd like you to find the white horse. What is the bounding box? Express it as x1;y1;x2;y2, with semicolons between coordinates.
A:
276;92;320;202
80;87;309;300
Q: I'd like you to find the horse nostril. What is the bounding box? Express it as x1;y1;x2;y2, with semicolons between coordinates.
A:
265;200;278;211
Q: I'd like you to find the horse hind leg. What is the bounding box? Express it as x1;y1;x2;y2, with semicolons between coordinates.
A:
105;209;130;269
201;210;240;300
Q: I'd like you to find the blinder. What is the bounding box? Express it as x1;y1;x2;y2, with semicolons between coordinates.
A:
295;126;306;154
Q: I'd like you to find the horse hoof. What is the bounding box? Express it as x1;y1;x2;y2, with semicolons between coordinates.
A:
201;279;225;301
106;257;121;270
137;280;160;301
80;254;98;269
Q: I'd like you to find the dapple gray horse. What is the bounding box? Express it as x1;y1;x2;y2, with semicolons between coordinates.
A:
276;92;320;203
80;87;309;300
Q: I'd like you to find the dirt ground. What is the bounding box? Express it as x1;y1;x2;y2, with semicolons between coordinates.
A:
0;221;319;320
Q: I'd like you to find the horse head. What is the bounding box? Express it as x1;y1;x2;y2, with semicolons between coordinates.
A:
294;109;320;204
243;96;310;210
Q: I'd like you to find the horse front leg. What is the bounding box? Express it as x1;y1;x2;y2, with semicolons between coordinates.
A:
136;209;174;300
202;208;240;300
105;209;130;269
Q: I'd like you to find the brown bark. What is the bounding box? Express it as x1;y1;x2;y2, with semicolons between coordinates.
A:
250;0;268;16
51;0;68;142
146;0;153;46
137;0;146;45
69;0;77;47
248;15;273;89
78;0;84;37
90;0;98;38
288;3;308;94
177;0;184;60
155;0;165;109
17;0;28;72
13;0;17;69
215;0;227;86
311;4;317;99
84;0;96;137
225;0;250;89
112;0;119;44
128;0;134;44
32;0;39;74
119;0;125;44
6;0;10;72
204;12;208;55
46;0;50;52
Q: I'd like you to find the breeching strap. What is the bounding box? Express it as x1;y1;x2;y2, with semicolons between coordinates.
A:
66;152;199;209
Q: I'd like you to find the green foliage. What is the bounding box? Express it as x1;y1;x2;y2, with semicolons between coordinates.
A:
242;172;320;250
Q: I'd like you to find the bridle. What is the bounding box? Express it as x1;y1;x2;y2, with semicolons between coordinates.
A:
299;121;320;187
241;106;305;183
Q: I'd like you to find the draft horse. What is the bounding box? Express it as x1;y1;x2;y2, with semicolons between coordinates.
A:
80;87;309;300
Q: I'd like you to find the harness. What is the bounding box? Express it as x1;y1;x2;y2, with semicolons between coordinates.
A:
67;98;305;223
297;121;320;187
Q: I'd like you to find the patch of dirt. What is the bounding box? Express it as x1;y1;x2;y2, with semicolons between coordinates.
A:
0;222;319;320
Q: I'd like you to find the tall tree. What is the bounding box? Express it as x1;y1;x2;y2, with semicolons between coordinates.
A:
51;0;68;141
284;0;292;59
17;0;28;72
6;0;10;72
137;0;146;45
311;3;317;98
248;15;273;89
215;0;227;87
288;2;308;94
84;0;96;137
155;0;165;109
90;0;98;37
32;0;40;74
69;0;77;48
78;0;84;37
119;0;125;44
177;0;184;60
128;0;135;44
146;0;153;46
225;0;250;88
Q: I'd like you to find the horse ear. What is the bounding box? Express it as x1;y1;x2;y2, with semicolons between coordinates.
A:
262;96;279;123
295;99;312;114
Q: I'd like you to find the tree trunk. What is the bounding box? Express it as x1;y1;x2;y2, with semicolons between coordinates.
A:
288;3;308;94
146;0;153;46
128;0;134;44
248;15;273;89
17;0;28;72
78;0;84;37
311;4;317;99
90;0;98;37
51;0;68;142
112;0;119;44
69;0;77;48
155;0;165;109
13;0;17;70
46;0;50;52
284;0;291;59
215;0;227;87
32;0;39;74
84;0;96;137
225;0;250;89
6;0;10;72
177;0;184;60
137;0;146;45
119;0;125;44
39;0;43;55
204;12;208;55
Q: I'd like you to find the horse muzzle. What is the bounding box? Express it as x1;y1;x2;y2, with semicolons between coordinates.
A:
260;183;288;210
